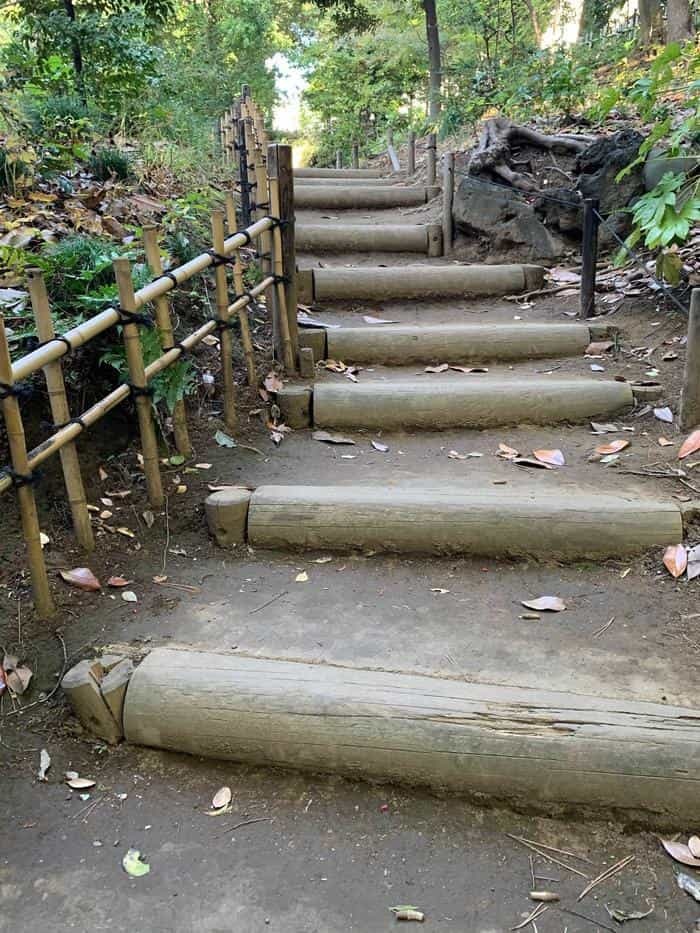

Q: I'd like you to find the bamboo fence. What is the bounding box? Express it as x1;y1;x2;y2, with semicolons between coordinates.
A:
0;91;297;617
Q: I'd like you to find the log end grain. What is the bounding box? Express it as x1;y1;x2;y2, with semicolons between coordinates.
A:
277;385;313;428
205;488;252;548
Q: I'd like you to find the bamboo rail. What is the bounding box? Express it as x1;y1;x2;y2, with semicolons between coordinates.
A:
1;95;295;614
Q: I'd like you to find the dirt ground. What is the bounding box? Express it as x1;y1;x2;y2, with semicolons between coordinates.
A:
2;190;700;931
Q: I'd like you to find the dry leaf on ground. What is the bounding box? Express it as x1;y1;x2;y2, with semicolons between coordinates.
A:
371;440;389;452
424;363;449;373
362;314;398;324
497;443;519;459
663;544;687;578
594;439;629;455
661;838;700;868
211;786;232;810
59;567;101;591
653;406;673;423
312;430;355;445
679;430;700;460
521;596;567;612
532;449;565;467
513;457;554;470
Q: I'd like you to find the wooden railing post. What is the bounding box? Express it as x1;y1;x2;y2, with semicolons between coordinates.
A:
442;152;455;257
142;226;191;457
211;210;237;429
426;132;437;186
244;118;257;225
336;148;342;169
351;144;359;169
580;197;600;319
113;258;164;509
27;269;94;551
681;289;700;430
237;118;252;228
0;315;55;616
407;131;416;176
267;143;298;371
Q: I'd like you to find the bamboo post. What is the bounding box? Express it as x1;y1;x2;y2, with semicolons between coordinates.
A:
237;118;251;228
113;258;164;508
0;315;55;616
580;198;600;319
268;143;298;370
426;132;437;186
225;192;237;233
244;119;257;223
387;127;394;149
233;247;257;387
681;289;700;430
351;144;359;169
142;226;191;457
27;269;94;551
212;210;237;429
241;83;250;100
336;149;342;169
442;152;455;257
407;131;416;176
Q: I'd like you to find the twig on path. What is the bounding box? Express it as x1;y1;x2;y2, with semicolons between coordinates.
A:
509;834;592;863
511;903;548;930
504;285;580;303
577;855;634;901
557;905;617;932
506;834;589;877
1;632;68;720
249;591;287;614
216;816;274;838
592;616;615;639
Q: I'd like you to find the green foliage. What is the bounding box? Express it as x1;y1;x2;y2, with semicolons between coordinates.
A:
627;172;700;251
88;147;132;180
36;235;126;316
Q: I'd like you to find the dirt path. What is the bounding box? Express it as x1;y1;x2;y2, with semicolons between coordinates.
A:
1;187;699;931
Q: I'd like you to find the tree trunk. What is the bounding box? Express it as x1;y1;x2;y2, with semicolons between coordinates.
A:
422;0;442;121
62;0;85;103
667;0;693;42
638;0;663;45
522;0;543;45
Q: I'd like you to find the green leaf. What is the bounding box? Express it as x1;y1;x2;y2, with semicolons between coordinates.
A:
122;848;150;877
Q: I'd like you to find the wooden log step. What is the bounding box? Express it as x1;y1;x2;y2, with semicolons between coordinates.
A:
326;322;591;364
246;485;681;559
294;186;439;210
307;264;544;300
294;167;387;178
296;223;442;255
124;649;700;822
308;376;633;430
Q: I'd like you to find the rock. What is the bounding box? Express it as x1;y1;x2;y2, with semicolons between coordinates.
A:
644;146;697;191
453;177;564;261
577;129;645;243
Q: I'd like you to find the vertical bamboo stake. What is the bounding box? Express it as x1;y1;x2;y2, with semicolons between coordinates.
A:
113;258;164;509
233;248;257;387
426;132;437;186
680;289;700;430
237;118;251;228
442;152;455;257
336;149;342;169
142;226;191;457
27;269;94;551
0;315;55;616
244;119;257;214
267;144;296;372
580;198;600;319
211;210;237;429
225;192;237;234
407;131;416;176
351;144;359;169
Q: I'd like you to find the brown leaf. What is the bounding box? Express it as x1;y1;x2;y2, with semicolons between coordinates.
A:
513;457;554;470
211;786;232;809
312;430;355;445
660;838;700;867
521;596;567;612
424;363;449;373
594;439;629;455
532;448;565;467
586;340;614;355
59;567;101;591
449;365;489;374
658;437;674;447
663;544;687;578
653;406;673;423
497;443;519;460
362;314;398;324
107;576;132;588
66;776;96;790
6;664;32;695
371;440;389;452
679;429;700;460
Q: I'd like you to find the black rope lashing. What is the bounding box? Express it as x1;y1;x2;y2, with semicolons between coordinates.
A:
33;333;74;354
272;274;289;285
52;415;87;432
254;251;272;260
0;381;33;403
205;249;232;268
128;383;155;399
116;307;154;328
212;318;238;333
172;341;190;356
160;271;179;288
238;230;252;246
0;466;41;488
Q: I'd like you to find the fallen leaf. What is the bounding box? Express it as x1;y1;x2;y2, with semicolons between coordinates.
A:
662;351;678;361
689;836;700;858
99;510;113;520
590;422;620;434
661;838;700;868
497;443;519;460
362;314;398;324
153;574;168;584
121;591;138;603
314;556;333;563
107;576;131;588
679;430;700;460
532;448;565;467
106;490;131;500
448;450;468;460
663;544;687;578
390;906;424;921
142;510;155;528
5;662;32;695
312;430;355;445
424;363;449;373
65;770;79;781
195;463;212;470
295;571;308;582
169;454;185;466
176;484;187;494
371;440;389;452
211;786;232;809
66;777;96;790
449;365;488;373
39;532;50;549
658;437;674;447
122;848;150;878
38;749;51;782
586;340;613;354
264;372;284;393
521;596;567;612
653;406;673;423
599;454;620;464
100;497;113;507
513;457;554;470
214;430;237;448
59;568;101;591
605;904;654;922
590;364;605;372
116;527;135;539
431;588;450;594
594;439;629;455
